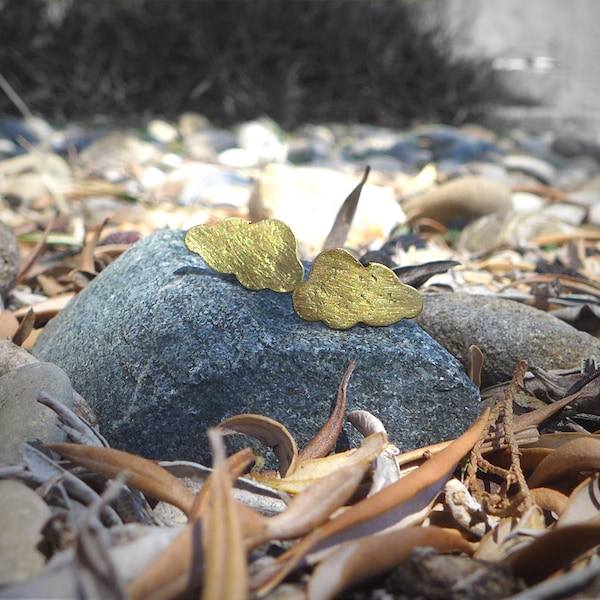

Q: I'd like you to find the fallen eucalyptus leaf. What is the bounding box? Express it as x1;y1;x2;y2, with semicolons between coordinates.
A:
392;260;461;289
12;307;34;346
444;478;490;538
527;437;600;488
45;443;195;515
217;413;298;478
307;526;472;600
299;361;354;461
252;410;489;596
476;505;546;562
251;432;386;495
503;514;600;585
202;429;248;600
529;487;569;517
246;452;374;549
557;475;600;527
322;166;370;251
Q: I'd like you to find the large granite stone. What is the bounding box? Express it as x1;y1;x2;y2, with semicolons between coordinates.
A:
33;230;480;464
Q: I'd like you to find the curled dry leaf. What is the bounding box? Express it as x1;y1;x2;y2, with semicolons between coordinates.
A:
244;433;386;549
347;411;400;495
252;410;489;597
216;413;298;477
557;475;600;527
528;487;569;517
444;478;490;538
298;361;355;462
347;409;386;437
503;514;600;585
475;505;546;563
307;526;473;600
307;409;490;552
252;432;386;495
46;443;195;515
527;437;600;488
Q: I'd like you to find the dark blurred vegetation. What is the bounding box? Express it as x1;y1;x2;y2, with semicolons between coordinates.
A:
0;0;515;129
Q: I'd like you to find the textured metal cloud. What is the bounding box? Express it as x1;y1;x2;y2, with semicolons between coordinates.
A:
292;248;423;329
185;218;304;292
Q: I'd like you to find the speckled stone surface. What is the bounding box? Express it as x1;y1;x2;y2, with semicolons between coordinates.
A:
34;230;480;464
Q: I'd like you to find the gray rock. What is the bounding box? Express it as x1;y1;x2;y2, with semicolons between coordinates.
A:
0;362;75;464
0;220;19;298
416;293;600;388
33;230;480;464
0;480;51;585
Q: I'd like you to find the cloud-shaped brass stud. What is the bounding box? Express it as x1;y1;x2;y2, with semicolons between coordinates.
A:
185;218;304;292
292;248;423;329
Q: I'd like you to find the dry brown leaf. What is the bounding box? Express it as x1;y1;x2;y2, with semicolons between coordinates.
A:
485;446;553;473
299;361;355;461
529;431;594;450
512;388;586;432
217;413;298;477
467;344;484;388
557;475;600;527
529;487;569;516
46;443;195;515
244;434;386;549
503;514;600;585
307;526;473;600
12;306;35;346
476;505;546;563
252;410;489;596
527;437;600;488
202;429;248;600
36;272;69;296
127;520;202;600
189;447;255;520
322;167;370;251
252;432;386;494
16;213;57;284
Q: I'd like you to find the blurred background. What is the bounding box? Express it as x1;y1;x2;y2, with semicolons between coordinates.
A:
0;0;598;136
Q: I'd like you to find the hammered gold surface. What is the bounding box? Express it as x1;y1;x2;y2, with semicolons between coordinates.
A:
184;218;304;292
292;248;423;329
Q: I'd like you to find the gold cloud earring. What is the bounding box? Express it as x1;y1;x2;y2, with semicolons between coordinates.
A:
184;218;304;293
185;218;422;330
